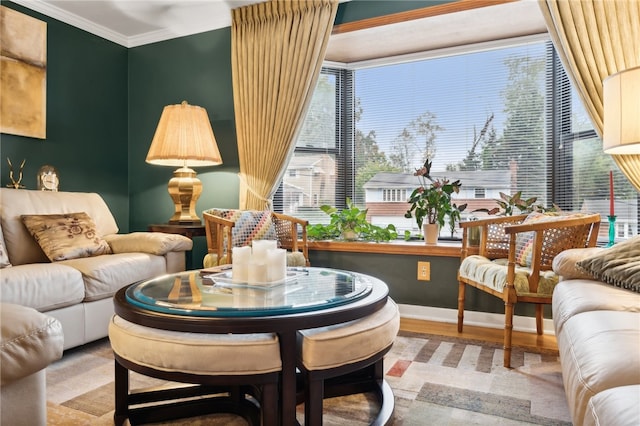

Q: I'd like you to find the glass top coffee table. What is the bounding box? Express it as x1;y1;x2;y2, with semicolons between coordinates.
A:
114;266;390;425
125;266;373;317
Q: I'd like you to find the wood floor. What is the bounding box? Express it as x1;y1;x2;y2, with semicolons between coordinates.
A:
400;317;559;353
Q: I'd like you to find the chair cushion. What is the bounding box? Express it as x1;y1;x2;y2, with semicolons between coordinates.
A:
108;315;281;375
298;299;400;371
459;255;558;296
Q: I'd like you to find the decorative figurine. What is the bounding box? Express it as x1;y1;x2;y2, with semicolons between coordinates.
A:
6;158;26;189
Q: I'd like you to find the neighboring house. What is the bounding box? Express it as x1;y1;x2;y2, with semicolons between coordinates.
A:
363;170;512;233
581;199;638;240
282;154;335;213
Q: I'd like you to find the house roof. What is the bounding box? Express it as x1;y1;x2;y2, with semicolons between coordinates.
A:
581;199;638;222
363;170;511;189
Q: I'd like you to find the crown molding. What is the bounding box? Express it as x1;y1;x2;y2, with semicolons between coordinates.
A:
11;0;129;46
10;0;236;48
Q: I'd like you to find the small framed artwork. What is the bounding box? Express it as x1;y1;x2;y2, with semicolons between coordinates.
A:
0;6;47;139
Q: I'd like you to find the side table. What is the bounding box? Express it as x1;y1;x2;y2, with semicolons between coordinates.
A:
147;223;206;270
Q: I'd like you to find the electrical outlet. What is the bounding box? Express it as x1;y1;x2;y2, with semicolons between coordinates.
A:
417;261;430;281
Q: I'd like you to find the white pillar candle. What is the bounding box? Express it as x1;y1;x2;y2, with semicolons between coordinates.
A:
232;246;251;283
252;240;277;264
267;248;287;282
248;261;268;284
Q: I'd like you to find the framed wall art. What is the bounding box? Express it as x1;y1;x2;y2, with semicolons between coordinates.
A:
0;6;47;139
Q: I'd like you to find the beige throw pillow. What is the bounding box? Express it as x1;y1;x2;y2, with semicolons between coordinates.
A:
21;212;112;262
577;235;640;293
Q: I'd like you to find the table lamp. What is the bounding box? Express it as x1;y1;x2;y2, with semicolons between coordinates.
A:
146;101;223;225
603;66;640;154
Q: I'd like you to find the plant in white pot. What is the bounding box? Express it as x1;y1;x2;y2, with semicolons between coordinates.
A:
404;160;465;244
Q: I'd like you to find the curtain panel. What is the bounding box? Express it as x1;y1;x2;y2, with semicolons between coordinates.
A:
539;0;640;190
231;0;338;210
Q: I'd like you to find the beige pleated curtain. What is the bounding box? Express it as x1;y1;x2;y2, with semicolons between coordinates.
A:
539;0;640;191
231;0;338;210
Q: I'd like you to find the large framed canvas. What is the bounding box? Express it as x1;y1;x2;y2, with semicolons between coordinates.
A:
0;6;47;139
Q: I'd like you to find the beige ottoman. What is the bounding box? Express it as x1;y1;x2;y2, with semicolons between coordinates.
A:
1;303;64;426
297;298;400;426
108;315;282;425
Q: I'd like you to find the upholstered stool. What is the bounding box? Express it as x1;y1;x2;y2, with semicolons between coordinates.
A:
108;315;282;426
296;298;400;426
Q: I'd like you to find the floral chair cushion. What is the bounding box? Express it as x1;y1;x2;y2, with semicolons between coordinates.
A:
459;255;559;297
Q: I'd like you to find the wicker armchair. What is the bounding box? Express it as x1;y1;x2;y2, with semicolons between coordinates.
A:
457;212;601;368
202;209;309;268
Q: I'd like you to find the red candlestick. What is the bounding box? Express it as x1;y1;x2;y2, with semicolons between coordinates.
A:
609;171;615;216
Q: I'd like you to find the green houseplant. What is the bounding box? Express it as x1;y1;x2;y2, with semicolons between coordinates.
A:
308;198;397;242
473;191;557;216
404;160;466;241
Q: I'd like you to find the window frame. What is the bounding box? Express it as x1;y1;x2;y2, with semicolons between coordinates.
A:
280;34;636;242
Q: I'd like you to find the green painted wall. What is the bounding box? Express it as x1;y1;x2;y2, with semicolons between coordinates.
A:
0;2;129;230
309;250;550;317
1;0;544;320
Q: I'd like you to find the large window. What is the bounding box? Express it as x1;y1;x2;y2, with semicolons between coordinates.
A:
280;36;638;242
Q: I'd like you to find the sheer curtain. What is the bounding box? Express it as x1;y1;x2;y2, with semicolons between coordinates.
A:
231;0;338;210
539;0;640;191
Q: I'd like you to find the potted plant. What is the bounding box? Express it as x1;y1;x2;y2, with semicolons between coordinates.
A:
404;160;465;243
473;191;557;216
308;198;397;242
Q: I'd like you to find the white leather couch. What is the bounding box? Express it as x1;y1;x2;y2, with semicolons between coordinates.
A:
1;303;64;426
552;241;640;425
0;188;192;350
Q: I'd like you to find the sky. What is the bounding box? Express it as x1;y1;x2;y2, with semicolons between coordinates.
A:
354;41;548;172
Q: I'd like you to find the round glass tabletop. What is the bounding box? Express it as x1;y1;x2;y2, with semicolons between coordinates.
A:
125;267;374;317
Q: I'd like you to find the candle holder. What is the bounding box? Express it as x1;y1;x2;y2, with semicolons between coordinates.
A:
607;215;616;247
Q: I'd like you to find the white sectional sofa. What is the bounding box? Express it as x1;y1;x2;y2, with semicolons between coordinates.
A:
551;238;640;425
0;188;192;350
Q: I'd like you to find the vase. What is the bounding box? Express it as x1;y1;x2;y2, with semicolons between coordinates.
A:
423;223;439;245
341;229;358;241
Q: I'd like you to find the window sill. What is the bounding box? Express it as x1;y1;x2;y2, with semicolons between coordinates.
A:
307;240;462;257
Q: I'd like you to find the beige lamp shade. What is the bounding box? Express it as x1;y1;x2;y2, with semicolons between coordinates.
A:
603;66;640;155
146;101;223;167
146;101;223;225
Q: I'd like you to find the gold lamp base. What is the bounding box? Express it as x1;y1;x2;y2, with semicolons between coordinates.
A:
167;166;203;225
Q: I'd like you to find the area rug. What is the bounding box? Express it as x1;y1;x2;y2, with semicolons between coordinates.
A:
45;331;572;425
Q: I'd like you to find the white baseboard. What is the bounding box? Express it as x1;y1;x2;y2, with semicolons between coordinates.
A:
398;304;556;336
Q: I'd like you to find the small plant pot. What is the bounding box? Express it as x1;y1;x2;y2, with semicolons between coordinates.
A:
423;223;439;245
341;229;358;241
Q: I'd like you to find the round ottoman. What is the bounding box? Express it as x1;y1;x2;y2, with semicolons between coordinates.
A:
108;315;282;426
297;298;400;426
